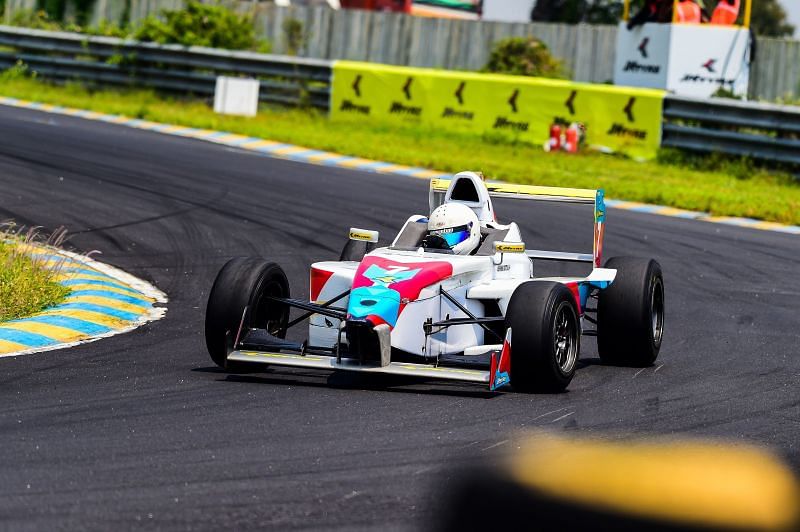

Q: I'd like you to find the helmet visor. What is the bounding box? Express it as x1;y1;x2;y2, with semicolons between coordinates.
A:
428;223;472;248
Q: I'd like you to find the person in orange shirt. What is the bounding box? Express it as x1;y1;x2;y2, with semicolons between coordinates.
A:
675;0;702;23
711;0;740;25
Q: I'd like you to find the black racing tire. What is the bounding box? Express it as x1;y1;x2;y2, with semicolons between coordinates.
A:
597;257;664;367
505;282;580;393
205;257;290;369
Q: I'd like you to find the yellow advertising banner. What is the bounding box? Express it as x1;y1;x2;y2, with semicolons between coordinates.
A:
331;61;666;160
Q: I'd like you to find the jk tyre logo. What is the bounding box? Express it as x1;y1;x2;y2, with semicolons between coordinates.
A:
493;88;528;131
624;97;635;122
442;81;473;120
403;77;413;100
638;37;649;58
389;76;421;116
607;97;646;139
508;89;519;113
454;82;465;105
681;58;732;85
624;38;660;74
340;74;370;114
565;90;577;115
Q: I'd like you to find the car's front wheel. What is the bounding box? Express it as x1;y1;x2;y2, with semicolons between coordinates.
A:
597;256;664;367
505;282;580;393
205;257;290;369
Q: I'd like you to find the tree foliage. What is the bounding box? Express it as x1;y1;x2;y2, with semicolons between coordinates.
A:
750;0;795;38
134;1;266;51
484;37;566;78
531;0;623;24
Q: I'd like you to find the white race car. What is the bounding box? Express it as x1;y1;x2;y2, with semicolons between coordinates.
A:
205;172;664;392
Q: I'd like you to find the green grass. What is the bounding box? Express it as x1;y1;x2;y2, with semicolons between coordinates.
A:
0;226;70;322
1;76;799;225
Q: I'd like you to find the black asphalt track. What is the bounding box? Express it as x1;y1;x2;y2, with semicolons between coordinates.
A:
0;104;798;531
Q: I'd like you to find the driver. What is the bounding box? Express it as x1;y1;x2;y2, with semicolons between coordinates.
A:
423;203;481;255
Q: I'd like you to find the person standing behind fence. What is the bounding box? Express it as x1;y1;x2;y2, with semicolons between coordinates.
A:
627;0;673;29
711;0;740;24
675;0;702;23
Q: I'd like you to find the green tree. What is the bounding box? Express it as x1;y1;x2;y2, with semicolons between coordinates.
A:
531;0;623;24
134;1;264;50
750;0;795;37
484;37;566;78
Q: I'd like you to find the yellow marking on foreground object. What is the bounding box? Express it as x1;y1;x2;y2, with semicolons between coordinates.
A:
0;322;84;343
0;339;29;354
510;433;800;530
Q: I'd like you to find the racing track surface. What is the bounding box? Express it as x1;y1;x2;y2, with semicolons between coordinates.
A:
0;104;798;531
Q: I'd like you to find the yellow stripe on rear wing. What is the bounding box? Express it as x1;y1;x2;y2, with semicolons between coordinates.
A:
430;178;596;204
430;178;607;268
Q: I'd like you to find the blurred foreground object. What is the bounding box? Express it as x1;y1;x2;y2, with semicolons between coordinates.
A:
436;433;800;531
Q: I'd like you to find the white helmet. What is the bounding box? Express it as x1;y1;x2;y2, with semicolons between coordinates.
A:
426;203;480;255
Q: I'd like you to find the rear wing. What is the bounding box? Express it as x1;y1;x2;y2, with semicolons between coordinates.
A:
429;178;606;268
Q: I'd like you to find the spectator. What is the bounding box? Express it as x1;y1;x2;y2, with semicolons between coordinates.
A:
711;0;740;24
675;0;702;22
627;0;673;29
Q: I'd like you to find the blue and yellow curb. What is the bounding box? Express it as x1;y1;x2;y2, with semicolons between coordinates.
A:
0;96;797;236
0;243;167;357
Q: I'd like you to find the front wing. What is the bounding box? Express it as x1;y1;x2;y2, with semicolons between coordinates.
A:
228;330;512;391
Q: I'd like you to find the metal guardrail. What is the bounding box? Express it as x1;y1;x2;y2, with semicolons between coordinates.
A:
0;25;332;109
0;26;798;167
662;96;800;167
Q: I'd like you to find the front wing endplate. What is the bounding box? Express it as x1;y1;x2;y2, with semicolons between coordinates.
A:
228;350;491;386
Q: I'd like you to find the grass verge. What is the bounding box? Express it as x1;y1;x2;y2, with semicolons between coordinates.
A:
0;225;70;322
1;75;799;225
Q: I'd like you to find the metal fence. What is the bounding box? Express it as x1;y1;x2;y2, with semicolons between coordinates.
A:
0;25;332;108
5;1;800;99
0;25;797;167
662;95;800;166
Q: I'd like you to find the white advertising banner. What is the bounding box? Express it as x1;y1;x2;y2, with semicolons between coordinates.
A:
613;23;671;90
613;22;751;98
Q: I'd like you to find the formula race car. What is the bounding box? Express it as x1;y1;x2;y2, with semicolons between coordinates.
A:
205;172;664;392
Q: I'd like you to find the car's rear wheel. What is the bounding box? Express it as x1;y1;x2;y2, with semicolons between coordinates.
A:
505;282;580;393
597;257;664;367
205;257;290;369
